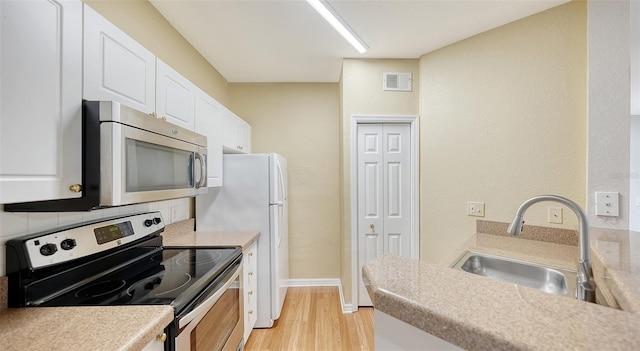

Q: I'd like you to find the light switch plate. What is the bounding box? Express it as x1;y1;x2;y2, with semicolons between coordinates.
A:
595;192;619;217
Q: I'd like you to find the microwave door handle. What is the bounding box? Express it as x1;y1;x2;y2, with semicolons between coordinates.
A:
194;152;206;188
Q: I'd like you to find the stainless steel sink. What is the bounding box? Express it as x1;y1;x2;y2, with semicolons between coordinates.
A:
450;251;577;297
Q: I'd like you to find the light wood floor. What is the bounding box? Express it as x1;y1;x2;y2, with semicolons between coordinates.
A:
245;287;374;351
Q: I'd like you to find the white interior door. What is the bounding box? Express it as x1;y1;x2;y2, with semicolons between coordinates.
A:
357;123;412;306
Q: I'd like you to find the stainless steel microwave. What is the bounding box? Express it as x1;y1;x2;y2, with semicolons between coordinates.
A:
5;101;207;212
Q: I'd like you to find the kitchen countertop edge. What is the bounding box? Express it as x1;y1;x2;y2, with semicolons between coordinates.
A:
363;233;640;350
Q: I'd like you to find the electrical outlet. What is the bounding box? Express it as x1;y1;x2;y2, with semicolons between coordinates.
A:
467;202;485;217
595;192;619;217
548;207;563;224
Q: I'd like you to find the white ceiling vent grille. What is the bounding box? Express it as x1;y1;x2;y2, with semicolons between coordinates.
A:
383;72;412;92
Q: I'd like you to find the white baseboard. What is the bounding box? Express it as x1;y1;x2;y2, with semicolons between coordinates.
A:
286;278;341;287
286;278;355;313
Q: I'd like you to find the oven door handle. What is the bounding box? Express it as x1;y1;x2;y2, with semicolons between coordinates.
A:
178;263;240;329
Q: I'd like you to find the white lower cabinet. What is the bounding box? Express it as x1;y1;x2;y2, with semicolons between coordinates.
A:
243;241;258;343
141;331;168;351
375;310;462;350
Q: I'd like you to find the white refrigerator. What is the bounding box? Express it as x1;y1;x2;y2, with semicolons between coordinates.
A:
195;153;289;328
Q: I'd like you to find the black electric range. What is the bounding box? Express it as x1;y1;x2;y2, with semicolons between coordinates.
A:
5;212;243;350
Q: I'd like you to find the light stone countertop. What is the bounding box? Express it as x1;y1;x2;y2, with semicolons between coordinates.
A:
0;301;174;351
161;218;260;250
590;227;640;313
363;228;640;350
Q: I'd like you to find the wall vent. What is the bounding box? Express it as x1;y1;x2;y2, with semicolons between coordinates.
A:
383;72;412;92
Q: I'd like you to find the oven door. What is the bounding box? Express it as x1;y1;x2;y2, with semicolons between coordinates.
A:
172;257;243;351
100;121;207;206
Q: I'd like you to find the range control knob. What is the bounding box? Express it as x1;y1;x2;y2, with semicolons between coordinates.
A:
153;217;162;225
144;219;153;227
40;243;57;256
60;238;76;251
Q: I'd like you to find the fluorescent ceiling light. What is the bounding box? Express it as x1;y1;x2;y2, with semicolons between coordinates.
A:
306;0;368;54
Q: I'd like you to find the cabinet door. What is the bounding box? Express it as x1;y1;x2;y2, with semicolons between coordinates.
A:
221;110;241;153
83;4;156;114
0;0;83;203
243;241;258;342
222;110;251;154
239;119;252;154
194;88;223;187
156;59;196;130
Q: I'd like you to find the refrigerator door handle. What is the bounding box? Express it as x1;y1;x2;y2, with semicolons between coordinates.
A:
272;201;284;206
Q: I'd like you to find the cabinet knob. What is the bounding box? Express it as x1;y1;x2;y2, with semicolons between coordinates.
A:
69;184;82;193
248;252;253;257
150;112;158;118
248;272;253;276
161;115;167;121
248;310;254;315
248;290;253;295
156;333;167;343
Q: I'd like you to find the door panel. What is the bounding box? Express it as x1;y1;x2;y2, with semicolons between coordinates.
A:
358;123;412;306
364;163;380;217
387;162;401;217
388;233;402;255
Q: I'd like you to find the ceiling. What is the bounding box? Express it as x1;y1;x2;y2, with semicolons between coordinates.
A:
150;0;569;83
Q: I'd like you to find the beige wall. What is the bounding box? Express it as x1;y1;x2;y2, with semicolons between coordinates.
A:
228;84;342;279
340;59;421;304
419;1;587;263
83;0;229;104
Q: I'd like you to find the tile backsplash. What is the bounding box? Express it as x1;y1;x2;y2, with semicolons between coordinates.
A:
0;198;193;276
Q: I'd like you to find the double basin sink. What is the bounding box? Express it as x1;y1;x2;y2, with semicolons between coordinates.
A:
450;250;577;298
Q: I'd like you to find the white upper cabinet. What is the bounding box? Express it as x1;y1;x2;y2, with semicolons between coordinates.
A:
239;118;252;154
83;4;156;114
0;0;83;203
222;109;252;154
194;88;223;187
156;59;196;130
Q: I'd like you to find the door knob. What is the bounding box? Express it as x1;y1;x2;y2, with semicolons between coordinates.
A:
370;224;375;229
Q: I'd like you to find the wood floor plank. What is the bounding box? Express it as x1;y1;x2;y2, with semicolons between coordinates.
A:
245;287;374;351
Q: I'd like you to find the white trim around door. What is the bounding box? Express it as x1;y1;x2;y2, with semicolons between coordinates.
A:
350;115;420;312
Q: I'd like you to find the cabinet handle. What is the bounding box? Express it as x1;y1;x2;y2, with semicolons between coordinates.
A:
150;112;158;118
69;184;82;193
156;333;167;343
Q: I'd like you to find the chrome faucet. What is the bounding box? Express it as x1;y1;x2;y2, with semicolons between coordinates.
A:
507;195;596;303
